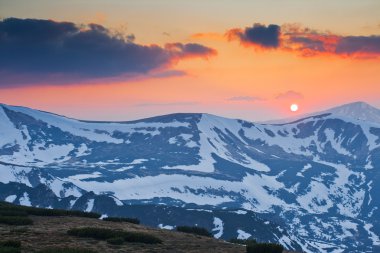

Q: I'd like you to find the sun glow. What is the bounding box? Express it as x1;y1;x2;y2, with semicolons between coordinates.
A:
290;104;299;112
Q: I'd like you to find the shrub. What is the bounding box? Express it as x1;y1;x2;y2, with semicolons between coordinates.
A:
0;210;28;217
0;201;100;219
122;231;162;244
0;240;21;253
9;228;29;234
0;241;21;248
68;227;120;240
24;208;101;219
246;242;284;253
0;216;33;225
0;247;21;253
106;237;124;245
103;217;140;224
37;248;97;253
229;238;257;245
67;227;162;244
176;226;213;237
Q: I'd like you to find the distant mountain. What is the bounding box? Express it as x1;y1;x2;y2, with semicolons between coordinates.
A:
0;102;380;252
263;101;380;125
324;101;380;124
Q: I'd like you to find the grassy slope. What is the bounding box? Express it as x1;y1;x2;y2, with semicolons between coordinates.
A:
0;215;245;253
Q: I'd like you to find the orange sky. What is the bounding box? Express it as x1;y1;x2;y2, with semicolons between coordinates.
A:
0;0;379;122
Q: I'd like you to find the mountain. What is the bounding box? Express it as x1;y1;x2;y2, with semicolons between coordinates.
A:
263;101;380;125
324;101;380;124
0;102;380;252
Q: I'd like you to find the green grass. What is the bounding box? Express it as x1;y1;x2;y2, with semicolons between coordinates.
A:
67;227;162;244
102;216;140;224
176;226;213;237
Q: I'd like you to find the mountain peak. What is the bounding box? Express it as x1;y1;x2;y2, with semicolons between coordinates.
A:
324;101;380;124
263;101;380;125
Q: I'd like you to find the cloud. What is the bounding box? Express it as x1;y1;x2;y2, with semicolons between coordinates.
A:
227;22;380;58
165;43;217;59
228;96;264;102
285;27;380;57
148;70;187;79
0;17;216;87
226;23;281;48
275;90;304;100
335;36;380;55
191;32;224;41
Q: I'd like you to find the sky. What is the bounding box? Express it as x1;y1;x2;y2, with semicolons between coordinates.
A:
0;0;380;122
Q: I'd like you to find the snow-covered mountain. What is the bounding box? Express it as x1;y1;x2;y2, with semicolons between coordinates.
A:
264;101;380;125
0;102;380;252
324;101;380;124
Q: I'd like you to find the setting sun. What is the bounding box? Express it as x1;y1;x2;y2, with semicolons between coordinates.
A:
290;104;299;112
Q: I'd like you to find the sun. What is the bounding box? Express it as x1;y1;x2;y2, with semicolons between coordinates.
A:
290;103;299;112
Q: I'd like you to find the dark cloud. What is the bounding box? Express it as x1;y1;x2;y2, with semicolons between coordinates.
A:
335;36;380;55
227;23;281;48
228;96;264;102
276;90;304;100
148;70;187;79
288;33;380;57
227;22;380;58
165;43;217;58
0;18;216;87
289;37;327;52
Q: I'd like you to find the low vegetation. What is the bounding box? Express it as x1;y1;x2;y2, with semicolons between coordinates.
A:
246;242;284;253
37;248;98;253
229;238;284;253
176;226;213;237
0;201;100;219
67;227;162;244
0;210;28;217
0;201;100;227
102;216;140;224
106;237;124;245
0;240;21;253
0;216;33;226
229;238;257;245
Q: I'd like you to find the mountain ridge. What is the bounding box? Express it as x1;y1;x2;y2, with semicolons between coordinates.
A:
2;100;379;125
263;101;380;125
0;102;380;252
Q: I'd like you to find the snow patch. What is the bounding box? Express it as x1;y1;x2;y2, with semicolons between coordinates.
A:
364;223;380;245
85;199;95;212
19;192;31;206
158;224;174;230
212;217;224;239
5;195;17;203
237;229;251;239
